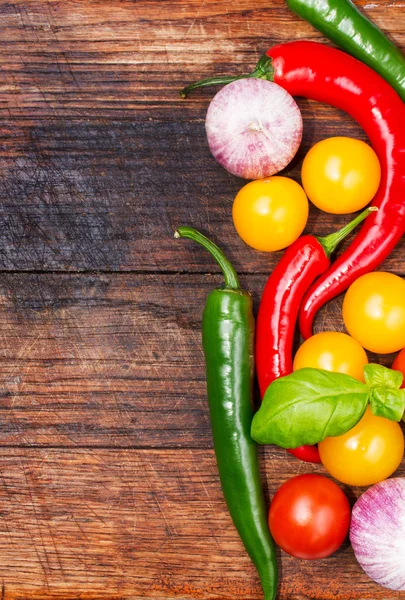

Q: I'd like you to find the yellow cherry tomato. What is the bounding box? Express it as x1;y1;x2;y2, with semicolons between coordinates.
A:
319;407;404;487
342;272;405;354
301;137;381;214
232;176;308;252
293;331;368;382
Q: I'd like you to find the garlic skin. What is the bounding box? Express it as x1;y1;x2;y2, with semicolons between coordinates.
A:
350;478;405;591
205;79;302;180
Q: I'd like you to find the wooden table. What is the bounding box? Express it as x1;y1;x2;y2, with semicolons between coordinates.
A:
0;1;404;598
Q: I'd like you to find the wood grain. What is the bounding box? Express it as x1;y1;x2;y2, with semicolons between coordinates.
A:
0;0;404;598
0;272;211;448
0;272;399;449
0;0;402;272
0;448;402;600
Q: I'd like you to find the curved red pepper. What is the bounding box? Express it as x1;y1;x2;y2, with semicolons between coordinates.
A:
256;236;328;397
256;209;373;464
287;446;322;463
264;42;405;339
256;236;326;464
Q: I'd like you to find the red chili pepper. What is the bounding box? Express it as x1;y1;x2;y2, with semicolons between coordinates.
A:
263;42;405;339
288;445;322;463
256;236;328;397
256;209;374;464
181;42;405;339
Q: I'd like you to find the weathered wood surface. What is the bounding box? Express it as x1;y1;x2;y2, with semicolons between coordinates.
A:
0;0;403;274
0;0;403;599
0;448;400;600
0;272;398;449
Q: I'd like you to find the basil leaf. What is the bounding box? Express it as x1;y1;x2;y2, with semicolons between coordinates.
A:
251;368;369;448
369;387;405;421
364;363;403;390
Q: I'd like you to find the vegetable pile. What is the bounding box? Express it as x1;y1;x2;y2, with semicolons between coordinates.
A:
175;2;405;599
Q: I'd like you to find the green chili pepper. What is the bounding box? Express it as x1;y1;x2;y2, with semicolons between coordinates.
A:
287;0;405;102
175;226;278;600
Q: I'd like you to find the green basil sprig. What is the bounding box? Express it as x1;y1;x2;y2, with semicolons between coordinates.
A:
364;363;405;422
251;364;405;448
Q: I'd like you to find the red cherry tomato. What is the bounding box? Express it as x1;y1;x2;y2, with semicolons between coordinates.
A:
288;445;321;463
392;348;405;389
269;474;351;560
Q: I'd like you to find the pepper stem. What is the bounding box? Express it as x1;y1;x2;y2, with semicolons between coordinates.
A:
317;206;378;258
174;226;240;290
180;55;274;98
